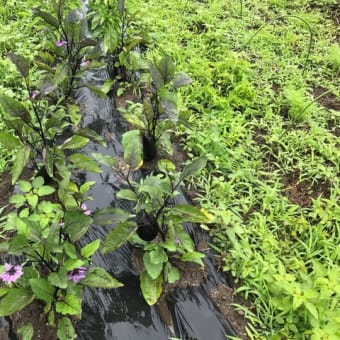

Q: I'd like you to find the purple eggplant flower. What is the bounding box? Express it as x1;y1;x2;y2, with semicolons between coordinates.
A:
56;40;67;47
0;263;23;283
81;203;91;216
68;267;87;283
174;236;181;245
29;90;39;99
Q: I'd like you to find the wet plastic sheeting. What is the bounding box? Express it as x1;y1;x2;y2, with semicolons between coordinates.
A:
75;69;236;339
168;287;234;340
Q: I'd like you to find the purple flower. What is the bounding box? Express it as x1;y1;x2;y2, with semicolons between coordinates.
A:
174;236;181;245
0;263;23;283
68;267;87;283
81;203;91;216
56;40;67;47
29;90;39;99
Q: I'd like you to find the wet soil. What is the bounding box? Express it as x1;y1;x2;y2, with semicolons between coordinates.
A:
313;86;340;112
11;301;57;340
282;170;331;208
210;283;250;340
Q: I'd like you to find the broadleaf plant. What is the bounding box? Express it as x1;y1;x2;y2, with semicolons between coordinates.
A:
98;155;213;305
119;55;192;162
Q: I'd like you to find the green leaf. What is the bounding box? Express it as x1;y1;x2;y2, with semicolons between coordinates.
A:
9;193;26;207
102;221;137;254
56;295;81;317
181;251;205;266
80;181;96;195
122;130;143;169
17;323;34;340
101;79;114;94
69;153;102;173
36;185;56;196
93;207;133;225
79;37;97;49
306;302;319;320
148;62;164;90
64;259;85;271
157;159;176;173
143;252;164;280
171;204;212;223
161;239;177;252
84;83;107;98
158;55;175;84
75;128;106;147
81;240;101;258
26;193;38;209
143;99;154;127
159;89;178;122
122;113;146;130
64;210;93;242
0;242;9;253
33;8;59;28
12;145;31;184
19;180;32;193
140;270;163;306
181;156;207;180
0;132;21;150
92;152;118;168
0;288;9;297
32;176;44;188
48;268;68;289
0;288;34;316
29;278;55;304
164;263;180;284
81;267;123;288
8;53;30;78
65;243;79;260
103;27;118;54
57;317;76;340
54;64;69;86
149;247;168;264
8;234;30;255
44;148;54;178
117;189;137;201
61;135;89;150
172;72;192;89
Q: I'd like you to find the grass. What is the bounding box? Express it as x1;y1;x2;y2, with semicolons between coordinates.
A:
0;0;339;338
129;0;340;338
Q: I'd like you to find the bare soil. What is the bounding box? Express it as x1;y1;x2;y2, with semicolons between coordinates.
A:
282;170;331;208
210;283;250;340
313;86;340;112
11;301;57;340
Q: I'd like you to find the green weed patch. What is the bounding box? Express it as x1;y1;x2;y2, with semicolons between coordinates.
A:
130;0;340;338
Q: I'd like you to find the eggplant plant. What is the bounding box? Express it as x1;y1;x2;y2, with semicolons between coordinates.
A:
93;153;213;305
0;55;104;193
33;0;98;101
0;0;106;191
88;0;147;82
120;55;192;163
0;176;123;338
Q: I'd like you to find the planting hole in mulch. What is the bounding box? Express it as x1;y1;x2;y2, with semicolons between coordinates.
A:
282;170;331;208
